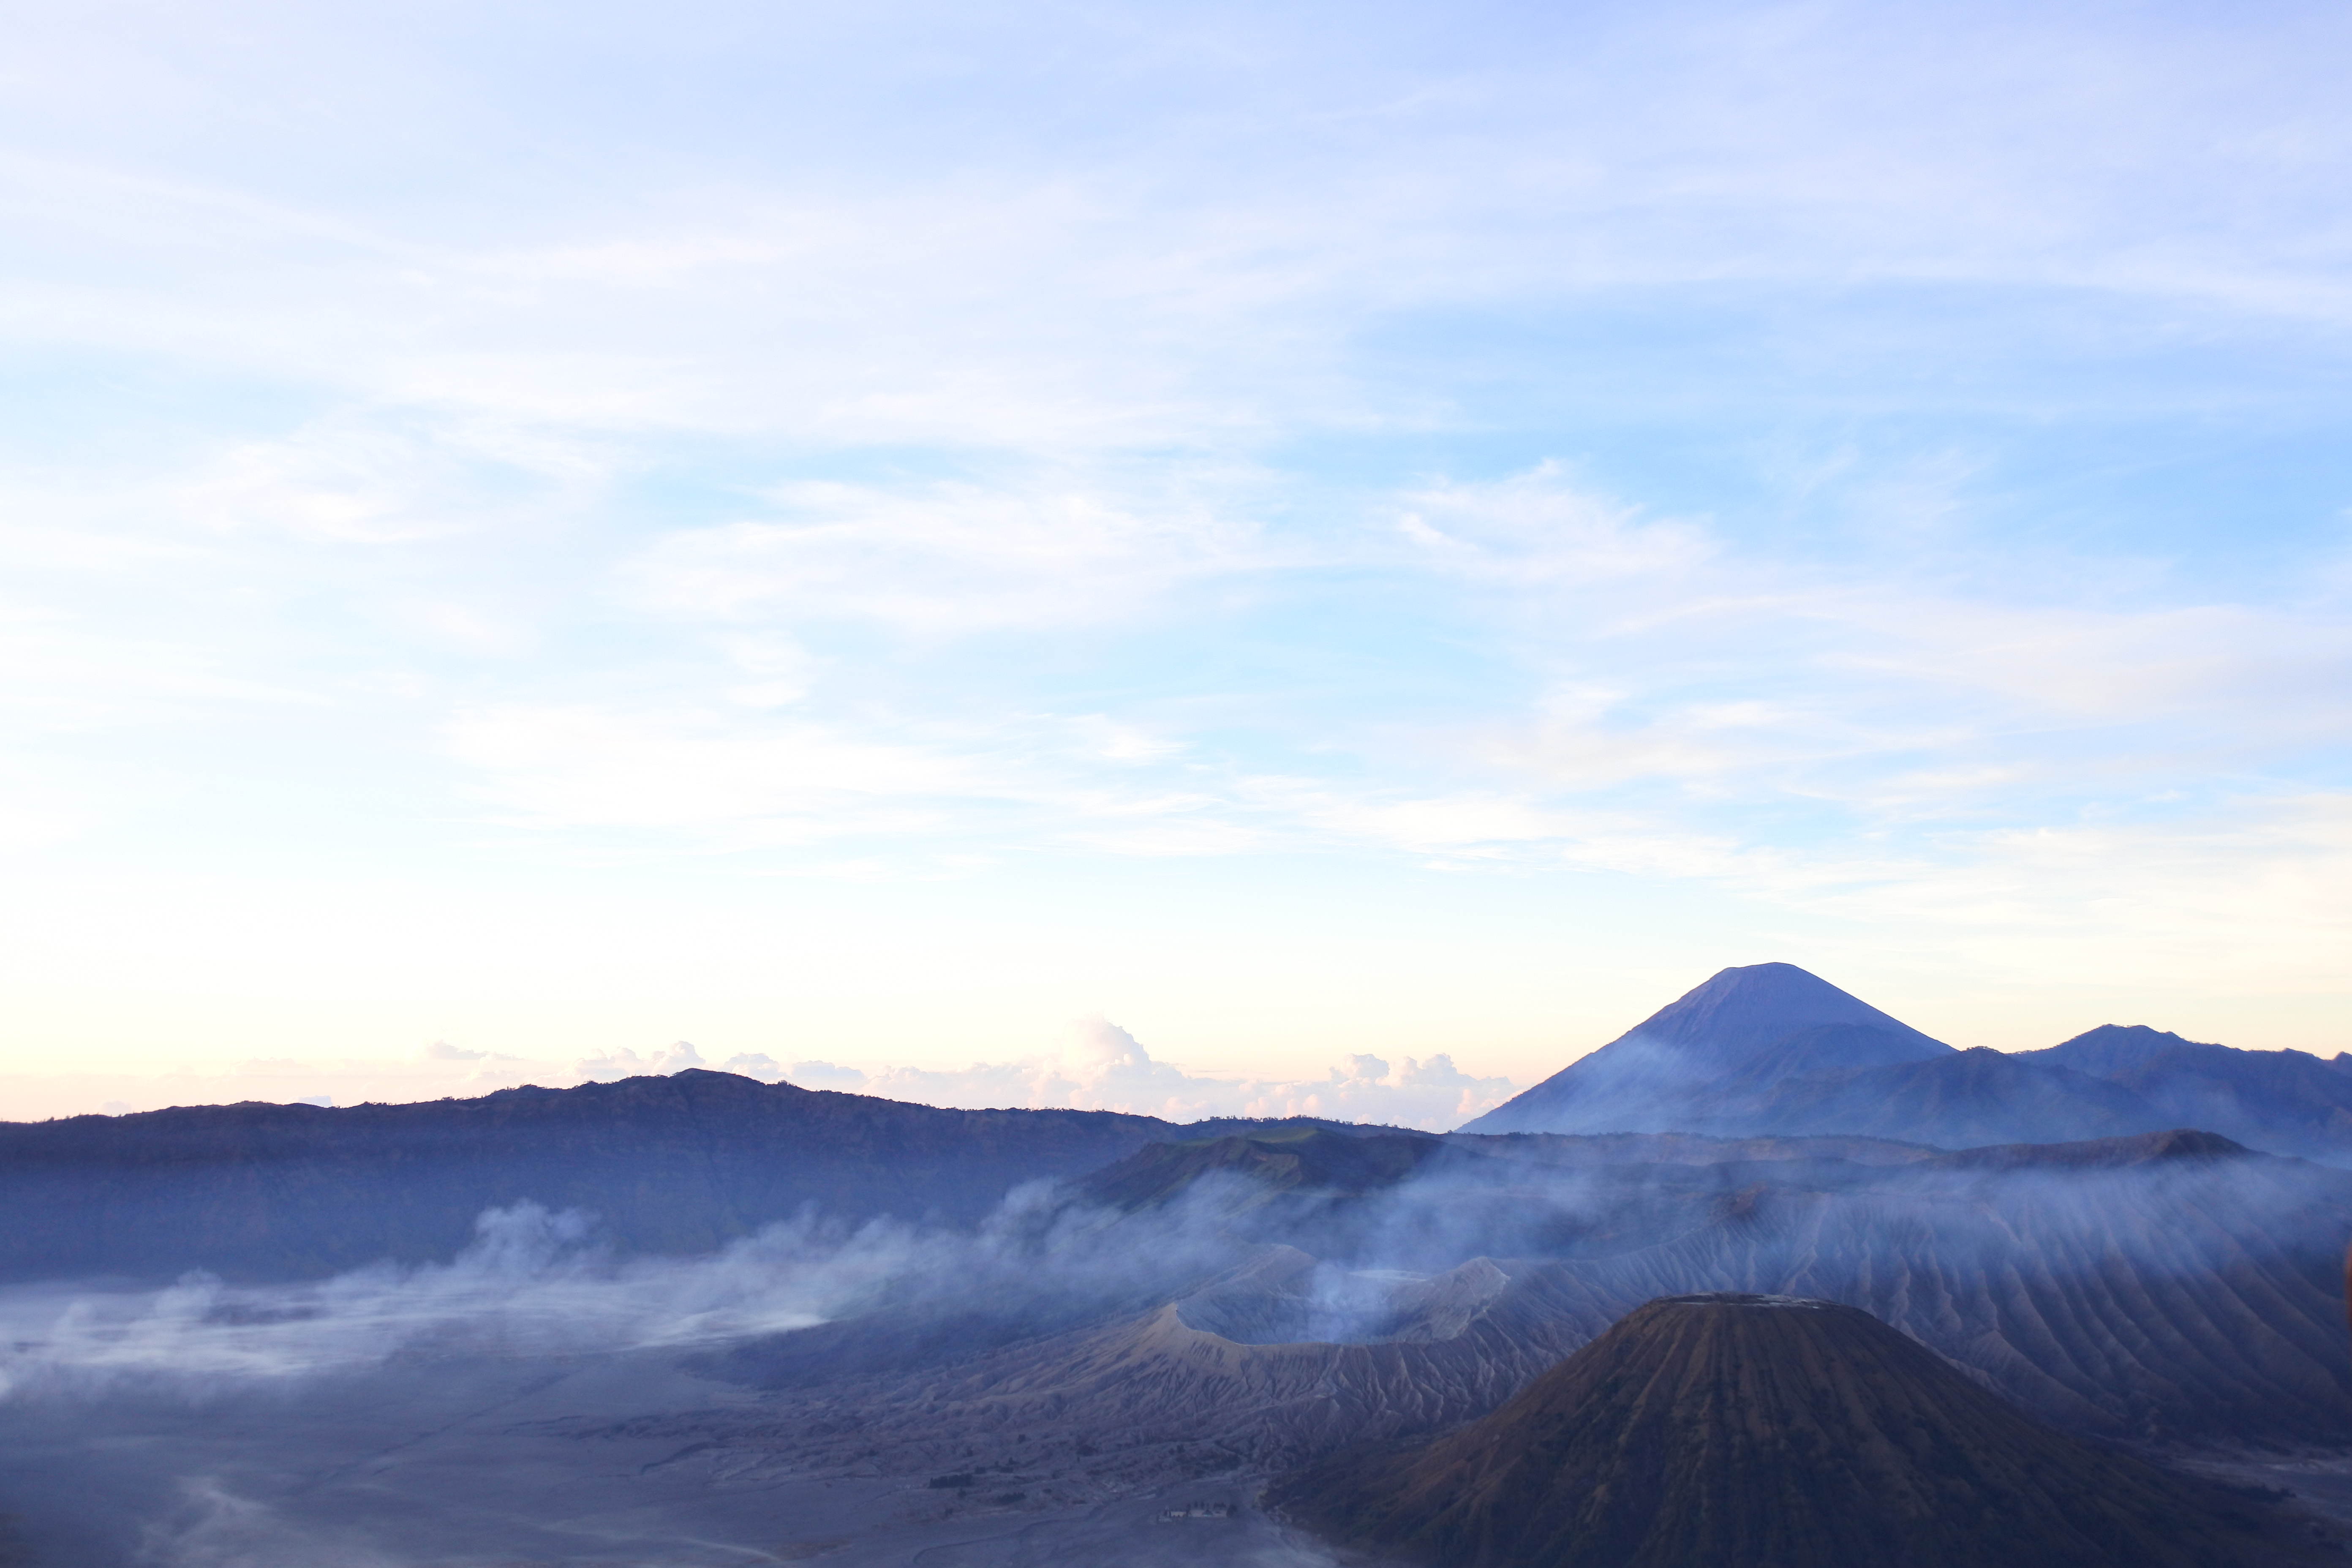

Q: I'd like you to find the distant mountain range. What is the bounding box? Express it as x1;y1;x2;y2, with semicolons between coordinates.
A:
1465;962;2352;1159
0;1072;1362;1282
9;968;2352;1564
7;959;2347;1285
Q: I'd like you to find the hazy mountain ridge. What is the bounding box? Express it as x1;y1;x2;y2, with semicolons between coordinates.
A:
0;1071;1391;1282
2032;1028;2352;1153
1444;1129;1945;1166
1713;1046;2164;1146
11;963;2348;1288
1467;965;2352;1162
1078;1127;1458;1218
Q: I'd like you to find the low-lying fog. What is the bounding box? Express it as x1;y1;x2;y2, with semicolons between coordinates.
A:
3;1143;2345;1566
0;1184;1345;1567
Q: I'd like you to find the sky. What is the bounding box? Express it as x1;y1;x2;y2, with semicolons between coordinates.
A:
1;0;2347;1126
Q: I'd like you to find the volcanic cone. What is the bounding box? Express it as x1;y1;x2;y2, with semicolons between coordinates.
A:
1271;1292;2322;1568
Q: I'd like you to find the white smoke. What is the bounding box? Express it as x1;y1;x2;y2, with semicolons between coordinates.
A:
0;1203;822;1395
0;1177;1258;1402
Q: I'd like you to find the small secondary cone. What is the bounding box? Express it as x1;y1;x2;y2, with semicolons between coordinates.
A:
1271;1292;2323;1568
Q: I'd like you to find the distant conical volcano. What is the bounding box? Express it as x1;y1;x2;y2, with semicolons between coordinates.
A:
1570;961;1944;1059
1271;1293;2319;1568
1462;963;1951;1135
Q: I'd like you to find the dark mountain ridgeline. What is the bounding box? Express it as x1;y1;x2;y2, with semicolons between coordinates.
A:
1720;1046;2161;1146
0;1070;1389;1282
2024;1026;2352;1156
2030;1024;2227;1077
1078;1126;1451;1215
1270;1293;2329;1568
1073;1127;1738;1269
1925;1125;2252;1170
1449;1129;1944;1167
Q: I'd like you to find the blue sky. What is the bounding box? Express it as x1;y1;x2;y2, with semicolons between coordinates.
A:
2;0;2347;1120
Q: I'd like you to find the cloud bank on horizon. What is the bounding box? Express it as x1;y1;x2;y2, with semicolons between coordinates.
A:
0;0;2347;1093
0;1019;1516;1130
765;1018;1518;1129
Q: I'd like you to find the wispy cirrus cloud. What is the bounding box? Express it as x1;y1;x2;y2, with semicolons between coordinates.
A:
8;1;2349;455
2;0;2349;1089
628;476;1274;636
427;457;2352;920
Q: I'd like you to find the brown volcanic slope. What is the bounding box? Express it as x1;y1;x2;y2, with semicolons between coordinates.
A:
695;1248;1606;1473
1271;1293;2326;1568
1530;1131;2352;1441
